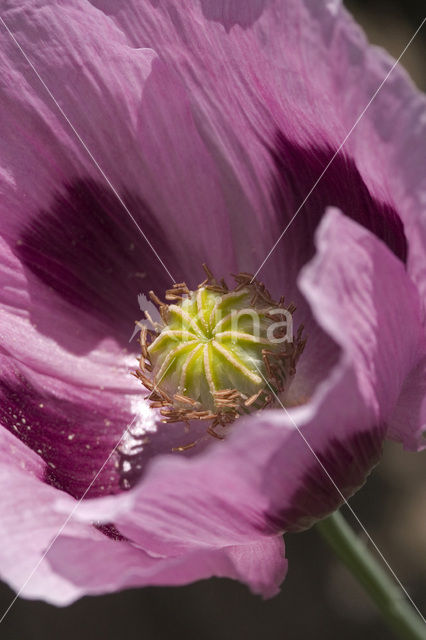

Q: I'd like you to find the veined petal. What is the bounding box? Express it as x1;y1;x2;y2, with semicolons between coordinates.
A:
0;0;276;341
43;533;286;602
387;357;426;451
300;209;424;423
0;421;286;603
0;2;175;344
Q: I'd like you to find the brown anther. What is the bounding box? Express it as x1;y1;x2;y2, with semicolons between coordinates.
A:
207;424;225;440
219;278;229;291
244;389;264;407
137;376;155;391
213;388;244;411
174;394;199;406
149;290;164;307
232;272;252;291
172;442;197;452
165;282;191;301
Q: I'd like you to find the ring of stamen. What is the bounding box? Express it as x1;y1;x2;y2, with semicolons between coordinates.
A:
134;265;306;442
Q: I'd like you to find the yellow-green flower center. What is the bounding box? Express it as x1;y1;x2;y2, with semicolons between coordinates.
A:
136;269;305;434
148;286;280;410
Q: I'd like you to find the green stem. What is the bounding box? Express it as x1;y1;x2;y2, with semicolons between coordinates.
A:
316;510;426;640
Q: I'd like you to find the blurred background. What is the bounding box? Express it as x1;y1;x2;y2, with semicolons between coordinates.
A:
348;0;425;89
0;1;425;638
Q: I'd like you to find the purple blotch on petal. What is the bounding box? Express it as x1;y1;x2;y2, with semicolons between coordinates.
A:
271;133;407;270
0;370;128;499
16;179;177;347
264;426;385;534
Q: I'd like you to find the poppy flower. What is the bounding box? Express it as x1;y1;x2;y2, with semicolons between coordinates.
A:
0;0;424;604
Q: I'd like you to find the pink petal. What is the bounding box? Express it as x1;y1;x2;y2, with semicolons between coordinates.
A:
45;533;286;601
0;0;276;328
0;351;136;498
0;1;155;238
0;238;136;388
0;2;175;344
0;427;285;603
0;236;158;497
0;430;84;603
312;3;426;301
387;357;426;451
68;367;383;542
76;0;416;322
300;209;423;421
